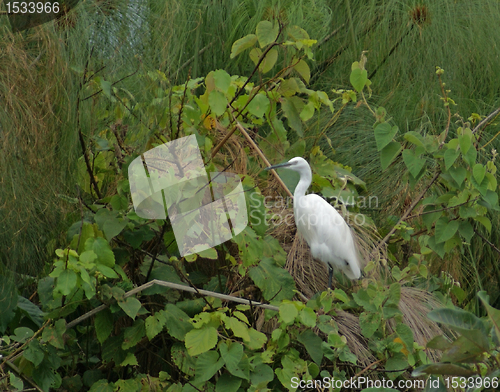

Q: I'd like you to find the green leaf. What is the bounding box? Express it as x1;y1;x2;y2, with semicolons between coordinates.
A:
246;94;270;118
379;141;402;170
458;221;474;243
250;364;274;387
145;310;166;340
87;237;115;267
196;350;224;382
95;308;114;344
449;166;467;187
246;328;267;350
294;59;311;83
249;258;295;302
350;68;368;92
459;133;472;155
279;302;298;324
374;123;398;151
402;149;426;178
434;218;459;243
299;307;317;328
412;363;475;377
57;269;77;296
444;148;460;170
88;379;113;392
256;20;279;48
478;291;500;345
300;101;315;122
118;296;142;320
404;131;425;147
297;329;323;365
474;215;491;232
359;312;381;338
473;163;486;184
426;335;452;350
164;304;193;340
230;34;257;58
209;90;228;117
100;80;112;99
122;319;145;350
219;342;249;380
0;275;18;333
288;25;310;41
24;340;44;366
396;323;414;354
213;69;231;94
185;326;218;356
120;352;138;366
96;265;119;279
42;319;66;349
216;373;242;392
250;48;278;74
282;97;303;137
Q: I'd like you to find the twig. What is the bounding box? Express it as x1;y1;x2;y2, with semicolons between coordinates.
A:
472;106;500;134
474;229;500;257
66;279;280;329
374;171;440;255
233;121;293;198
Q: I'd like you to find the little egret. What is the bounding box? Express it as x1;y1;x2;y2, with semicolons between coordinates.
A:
266;157;362;288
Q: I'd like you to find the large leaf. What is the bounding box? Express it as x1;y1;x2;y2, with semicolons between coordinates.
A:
219;342;250;380
249;258;295;302
209;90;228;116
195;350;224;382
427;308;489;351
434;218;459;243
185;326;218;356
477;291;500;345
57;269;77;296
294;59;311;83
246;93;270;118
230;34;257;58
350;68;368;92
297;329;323;365
118;296;142;320
374;123;398;151
165;304;193;340
281;97;303;137
256;20;279;48
402;149;426;178
379;141;402;170
95;308;114;344
216;373;242;392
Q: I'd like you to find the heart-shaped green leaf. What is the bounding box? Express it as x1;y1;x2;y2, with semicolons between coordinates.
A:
402;149;426;178
435;218;459;243
379;141;402;170
444;149;459;170
473;163;486;184
449;166;467;186
374;123;398;151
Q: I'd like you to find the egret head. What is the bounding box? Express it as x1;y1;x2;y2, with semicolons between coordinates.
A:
265;157;311;176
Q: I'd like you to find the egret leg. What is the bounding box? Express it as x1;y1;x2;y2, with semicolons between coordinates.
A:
328;265;333;289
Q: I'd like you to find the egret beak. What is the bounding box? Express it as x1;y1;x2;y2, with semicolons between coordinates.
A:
265;162;292;171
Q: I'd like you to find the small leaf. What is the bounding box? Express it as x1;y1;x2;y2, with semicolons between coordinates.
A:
350;68;368;92
196;351;224;382
300;102;315;122
230;34;257;58
256;21;279;48
449;166;467;187
95;309;113;344
297;329;323;365
279;302;298;324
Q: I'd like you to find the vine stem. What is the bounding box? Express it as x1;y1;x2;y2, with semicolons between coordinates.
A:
66;279;280;329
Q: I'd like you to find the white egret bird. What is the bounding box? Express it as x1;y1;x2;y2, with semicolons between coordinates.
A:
266;157;362;288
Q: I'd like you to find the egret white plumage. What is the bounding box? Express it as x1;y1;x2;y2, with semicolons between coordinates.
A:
266;157;362;288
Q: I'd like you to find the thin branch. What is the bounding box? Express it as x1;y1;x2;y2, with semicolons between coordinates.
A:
233;121;293;198
472;106;500;134
66;279;279;329
474;229;500;257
